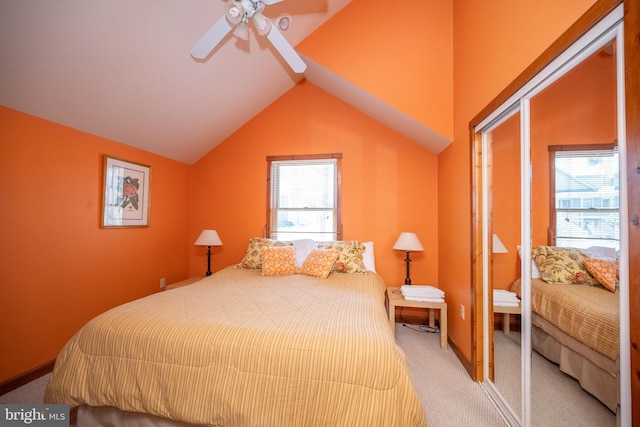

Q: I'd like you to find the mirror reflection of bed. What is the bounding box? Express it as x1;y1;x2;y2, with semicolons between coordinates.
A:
489;41;619;425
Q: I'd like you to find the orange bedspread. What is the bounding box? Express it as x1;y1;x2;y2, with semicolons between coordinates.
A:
513;278;619;361
45;266;426;427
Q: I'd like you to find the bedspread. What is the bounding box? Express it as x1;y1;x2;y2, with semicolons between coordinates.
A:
512;278;619;361
44;266;426;427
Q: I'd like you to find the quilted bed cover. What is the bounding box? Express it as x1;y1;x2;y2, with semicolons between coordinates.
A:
513;278;619;361
44;266;426;427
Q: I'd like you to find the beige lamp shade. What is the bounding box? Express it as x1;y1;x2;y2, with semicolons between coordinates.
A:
492;234;508;254
393;232;423;285
194;230;223;246
393;232;424;252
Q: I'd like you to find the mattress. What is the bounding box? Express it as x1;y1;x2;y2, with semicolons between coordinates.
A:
512;278;619;361
44;266;426;427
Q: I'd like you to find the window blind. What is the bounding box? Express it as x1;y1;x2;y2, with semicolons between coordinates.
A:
270;159;338;241
553;147;619;249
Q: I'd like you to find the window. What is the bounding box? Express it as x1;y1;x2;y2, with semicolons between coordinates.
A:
266;154;342;241
549;144;619;250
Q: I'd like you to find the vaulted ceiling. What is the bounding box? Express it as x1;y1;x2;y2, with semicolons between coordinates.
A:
0;0;452;164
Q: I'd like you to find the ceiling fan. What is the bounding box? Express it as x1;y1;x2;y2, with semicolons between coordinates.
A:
191;0;307;73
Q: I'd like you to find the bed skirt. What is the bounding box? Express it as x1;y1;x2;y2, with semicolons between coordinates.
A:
531;314;618;412
77;406;201;427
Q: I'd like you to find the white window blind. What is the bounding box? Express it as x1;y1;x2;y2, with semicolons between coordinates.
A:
269;157;339;241
553;147;619;249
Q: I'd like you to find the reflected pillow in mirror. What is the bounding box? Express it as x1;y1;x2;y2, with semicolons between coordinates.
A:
583;257;618;292
532;245;597;285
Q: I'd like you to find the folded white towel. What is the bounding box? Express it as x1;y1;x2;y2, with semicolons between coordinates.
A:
493;290;519;305
493;301;520;307
494;290;517;297
401;285;444;298
494;294;519;302
403;296;445;303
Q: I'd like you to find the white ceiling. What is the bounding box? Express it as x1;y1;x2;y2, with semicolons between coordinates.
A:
0;0;450;164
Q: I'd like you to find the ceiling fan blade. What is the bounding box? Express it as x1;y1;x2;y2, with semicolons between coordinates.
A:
266;26;306;73
191;15;235;59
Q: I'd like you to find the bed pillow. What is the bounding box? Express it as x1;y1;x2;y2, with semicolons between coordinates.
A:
317;240;368;273
291;239;317;268
261;246;298;276
299;248;340;279
517;245;541;279
531;245;597;285
583;257;618;292
362;241;376;272
238;238;293;269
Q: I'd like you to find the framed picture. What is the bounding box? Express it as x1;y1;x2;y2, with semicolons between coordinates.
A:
102;156;151;228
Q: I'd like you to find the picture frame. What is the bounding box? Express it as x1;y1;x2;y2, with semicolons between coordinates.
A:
101;156;151;228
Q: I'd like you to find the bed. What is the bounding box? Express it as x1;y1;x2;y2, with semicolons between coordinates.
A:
511;245;620;412
44;249;426;426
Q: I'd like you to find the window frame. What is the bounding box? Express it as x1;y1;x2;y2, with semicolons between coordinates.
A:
266;153;343;241
548;142;619;247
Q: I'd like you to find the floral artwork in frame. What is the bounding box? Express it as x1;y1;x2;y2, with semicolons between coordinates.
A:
102;156;151;228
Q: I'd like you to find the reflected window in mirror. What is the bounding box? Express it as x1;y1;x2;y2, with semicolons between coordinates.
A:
549;144;619;250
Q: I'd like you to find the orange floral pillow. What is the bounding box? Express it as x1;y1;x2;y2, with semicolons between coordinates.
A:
299;249;340;279
260;246;298;276
238;238;293;269
583;258;618;292
531;245;597;285
317;240;368;273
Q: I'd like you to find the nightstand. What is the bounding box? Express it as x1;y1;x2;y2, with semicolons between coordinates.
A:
165;277;204;290
386;287;448;350
494;304;521;334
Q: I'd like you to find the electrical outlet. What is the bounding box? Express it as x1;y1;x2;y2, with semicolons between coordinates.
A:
460;304;465;320
160;278;166;288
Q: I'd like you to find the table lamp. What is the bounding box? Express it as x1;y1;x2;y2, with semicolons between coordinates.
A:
393;232;424;285
194;230;223;276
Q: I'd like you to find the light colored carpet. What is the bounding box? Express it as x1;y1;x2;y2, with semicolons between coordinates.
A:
396;324;507;426
493;330;615;426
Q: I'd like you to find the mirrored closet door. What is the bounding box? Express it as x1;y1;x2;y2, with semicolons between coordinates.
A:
471;3;631;426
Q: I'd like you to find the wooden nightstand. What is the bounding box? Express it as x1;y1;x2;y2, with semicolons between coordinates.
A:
386;287;448;350
165;277;204;290
494;304;521;334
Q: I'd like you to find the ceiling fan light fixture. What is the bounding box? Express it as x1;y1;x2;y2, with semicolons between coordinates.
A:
224;1;244;25
233;21;250;40
252;13;271;36
275;14;291;31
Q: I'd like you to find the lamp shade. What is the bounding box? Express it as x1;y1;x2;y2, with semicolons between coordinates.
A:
393;232;424;252
194;230;223;246
492;234;508;254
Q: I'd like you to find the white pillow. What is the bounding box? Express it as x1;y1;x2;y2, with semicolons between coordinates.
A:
291;239;317;268
585;245;617;260
362;241;376;272
517;245;541;279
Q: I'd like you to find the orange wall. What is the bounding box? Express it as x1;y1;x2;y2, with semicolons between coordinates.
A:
530;49;617;246
0;107;191;383
492;36;616;293
188;81;439;289
441;0;598;362
298;0;454;140
492;113;522;291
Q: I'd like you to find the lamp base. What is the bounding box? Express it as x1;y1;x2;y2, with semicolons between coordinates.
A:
205;246;212;276
404;250;412;285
